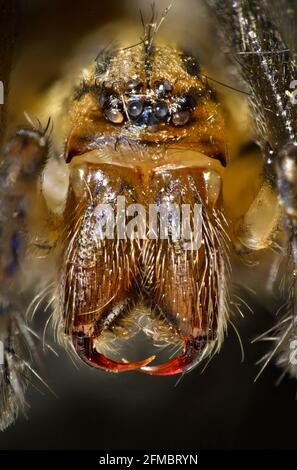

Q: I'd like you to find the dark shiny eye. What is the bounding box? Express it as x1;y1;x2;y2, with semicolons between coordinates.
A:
171;110;190;126
104;108;124;124
137;106;159;126
154;79;173;98
175;94;197;111
126;78;143;93
109;96;122;109
154;101;169;120
127;99;143;118
184;94;197;110
99;92;122;111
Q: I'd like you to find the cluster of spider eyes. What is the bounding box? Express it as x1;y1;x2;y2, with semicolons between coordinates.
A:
99;78;197;127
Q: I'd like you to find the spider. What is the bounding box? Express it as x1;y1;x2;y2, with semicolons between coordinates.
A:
0;0;297;431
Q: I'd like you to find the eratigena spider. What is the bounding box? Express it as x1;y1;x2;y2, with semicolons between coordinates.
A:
1;0;297;430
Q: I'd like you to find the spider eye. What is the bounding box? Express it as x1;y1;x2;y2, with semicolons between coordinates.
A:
138;106;159;126
183;93;197;110
171;110;190;126
99;92;120;109
126;78;143;93
104;107;124;124
154;79;173;98
175;93;197;111
109;96;122;108
101;93;124;124
127;99;143;118
154;101;169;120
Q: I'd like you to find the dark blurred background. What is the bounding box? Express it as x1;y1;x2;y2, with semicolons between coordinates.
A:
0;0;297;450
1;295;296;450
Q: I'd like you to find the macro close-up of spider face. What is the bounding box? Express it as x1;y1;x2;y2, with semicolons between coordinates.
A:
60;36;228;376
1;0;297;455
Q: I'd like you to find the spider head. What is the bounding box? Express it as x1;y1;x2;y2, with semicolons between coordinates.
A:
58;42;228;375
64;45;225;168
